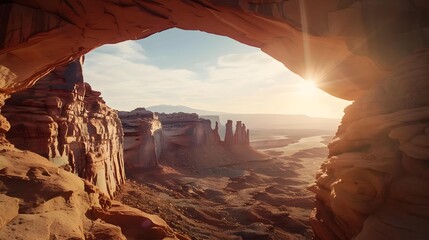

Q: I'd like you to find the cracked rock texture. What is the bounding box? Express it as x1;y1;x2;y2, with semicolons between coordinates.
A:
309;48;429;240
0;146;187;240
2;58;125;199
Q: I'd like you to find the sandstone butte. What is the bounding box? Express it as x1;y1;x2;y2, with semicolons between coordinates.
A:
120;108;254;170
1;1;429;240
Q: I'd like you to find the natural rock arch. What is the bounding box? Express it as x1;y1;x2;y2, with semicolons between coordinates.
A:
1;1;429;240
4;0;423;99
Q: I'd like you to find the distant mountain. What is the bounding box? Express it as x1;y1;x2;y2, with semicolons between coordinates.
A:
146;104;340;130
147;105;224;116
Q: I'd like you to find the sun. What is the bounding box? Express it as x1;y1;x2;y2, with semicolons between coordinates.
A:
297;80;318;96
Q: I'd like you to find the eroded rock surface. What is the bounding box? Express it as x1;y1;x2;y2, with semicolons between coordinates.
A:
225;120;250;146
120;109;257;169
1;1;429;239
158;112;222;149
234;121;250;145
0;146;187;240
2;58;125;198
119;108;163;169
3;1;427;99
309;49;429;240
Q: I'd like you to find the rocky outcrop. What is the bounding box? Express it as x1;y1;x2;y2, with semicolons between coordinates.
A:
213;121;222;143
156;113;262;169
119;108;162;169
225;120;250;145
234;121;250;145
224;120;234;145
1;1;429;239
3;1;426;100
2;58;125;198
309;49;429;240
158;112;221;149
119;110;253;169
201;115;225;140
0;146;187;240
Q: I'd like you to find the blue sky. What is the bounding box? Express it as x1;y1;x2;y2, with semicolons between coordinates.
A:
83;28;350;118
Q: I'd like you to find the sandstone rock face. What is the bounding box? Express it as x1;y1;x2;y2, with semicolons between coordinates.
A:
119;110;252;169
158;112;221;149
1;1;429;240
233;121;250;145
213;121;222;143
200;115;225;140
2;58;125;198
3;1;428;99
225;120;250;145
119;108;162;169
309;49;429;240
0;146;187;240
224;120;234;145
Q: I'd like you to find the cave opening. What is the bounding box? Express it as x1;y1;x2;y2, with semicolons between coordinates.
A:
1;1;429;240
3;27;350;239
83;28;350;119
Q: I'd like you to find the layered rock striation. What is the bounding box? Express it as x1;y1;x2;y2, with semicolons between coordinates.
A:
224;120;250;145
234;121;250;145
2;58;125;198
119;108;162;169
119;110;253;169
3;1;426;99
1;1;429;239
0;146;187;240
158;112;222;149
309;49;429;239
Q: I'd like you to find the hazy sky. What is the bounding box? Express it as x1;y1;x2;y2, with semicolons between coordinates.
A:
83;28;350;118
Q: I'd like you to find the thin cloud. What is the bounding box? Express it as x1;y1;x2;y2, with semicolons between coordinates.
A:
83;40;350;118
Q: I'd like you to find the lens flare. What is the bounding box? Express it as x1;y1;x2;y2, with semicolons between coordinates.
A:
297;80;318;96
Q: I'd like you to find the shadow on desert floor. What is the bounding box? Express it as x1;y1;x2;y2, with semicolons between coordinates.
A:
117;129;333;240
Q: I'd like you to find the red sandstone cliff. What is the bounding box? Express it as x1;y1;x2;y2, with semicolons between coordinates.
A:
119;108;163;169
0;59;188;239
224;120;249;145
0;145;187;240
158;113;260;169
2;1;429;239
119;110;258;169
158;112;221;149
2;58;125;198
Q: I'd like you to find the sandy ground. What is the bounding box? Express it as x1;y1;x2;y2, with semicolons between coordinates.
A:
117;130;333;240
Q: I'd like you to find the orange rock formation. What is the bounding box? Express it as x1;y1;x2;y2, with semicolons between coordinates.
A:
1;1;429;239
3;57;125;199
0;146;187;239
119;108;162;169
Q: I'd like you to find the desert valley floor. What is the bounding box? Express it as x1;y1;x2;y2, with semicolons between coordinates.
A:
117;129;332;240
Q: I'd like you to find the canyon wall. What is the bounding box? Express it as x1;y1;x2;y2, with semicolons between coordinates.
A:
5;1;428;100
0;142;186;239
119;110;253;169
158;112;221;149
119;108;163;169
157;113;257;169
224;120;250;145
309;48;429;240
1;1;429;239
234;121;250;145
2;58;125;198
